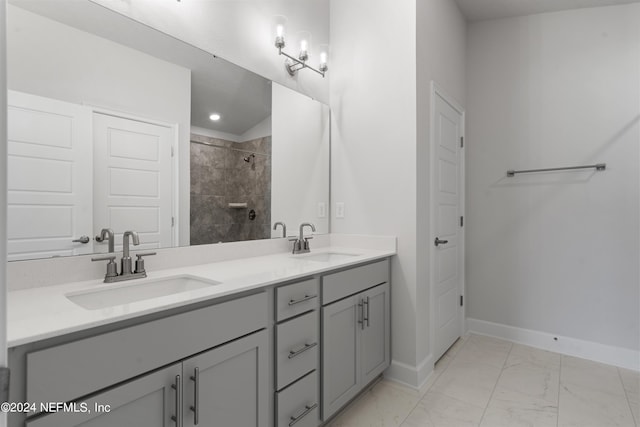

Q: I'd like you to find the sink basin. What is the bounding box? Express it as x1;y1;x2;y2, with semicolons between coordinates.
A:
66;275;222;310
292;252;360;263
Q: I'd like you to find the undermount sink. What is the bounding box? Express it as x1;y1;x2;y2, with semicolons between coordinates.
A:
66;275;222;310
292;252;360;263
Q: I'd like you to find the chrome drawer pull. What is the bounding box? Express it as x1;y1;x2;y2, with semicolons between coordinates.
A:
289;403;318;426
364;296;370;327
288;294;318;306
190;367;200;425
358;300;364;330
288;342;318;359
171;374;183;427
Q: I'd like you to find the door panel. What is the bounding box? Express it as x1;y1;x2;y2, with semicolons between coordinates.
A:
361;283;390;385
433;91;464;361
7;91;93;260
93;113;173;253
322;295;360;420
26;363;181;427
182;330;268;427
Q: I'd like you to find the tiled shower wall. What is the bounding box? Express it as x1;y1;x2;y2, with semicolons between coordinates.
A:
190;133;272;245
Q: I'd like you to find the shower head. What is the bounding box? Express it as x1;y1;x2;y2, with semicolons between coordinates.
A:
243;153;256;162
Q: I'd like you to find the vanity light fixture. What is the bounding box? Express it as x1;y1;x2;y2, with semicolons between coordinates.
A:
209;113;221;121
274;25;328;78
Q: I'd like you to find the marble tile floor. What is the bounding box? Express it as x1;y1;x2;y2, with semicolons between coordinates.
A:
326;334;639;427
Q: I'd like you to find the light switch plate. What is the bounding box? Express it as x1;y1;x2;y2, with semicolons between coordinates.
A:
336;202;345;218
317;202;326;218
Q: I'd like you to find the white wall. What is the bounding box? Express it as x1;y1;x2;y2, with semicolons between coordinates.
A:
92;0;330;104
272;83;329;236
416;0;467;378
329;0;419;385
7;6;192;245
329;0;466;388
466;4;640;352
241;115;272;142
0;3;8;424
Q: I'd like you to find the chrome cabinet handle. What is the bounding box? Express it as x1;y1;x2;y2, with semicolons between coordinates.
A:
72;235;90;244
364;296;370;327
434;237;449;247
288;342;318;359
288;294;317;306
289;403;318;427
171;374;182;427
358;300;364;330
190;368;200;425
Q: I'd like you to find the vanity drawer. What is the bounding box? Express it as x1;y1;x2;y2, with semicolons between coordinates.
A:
26;292;267;407
276;371;319;427
276;310;318;390
276;278;319;322
322;260;389;305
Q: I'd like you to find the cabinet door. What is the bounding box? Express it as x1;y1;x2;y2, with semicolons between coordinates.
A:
182;329;268;427
26;363;181;427
361;283;391;385
321;295;361;420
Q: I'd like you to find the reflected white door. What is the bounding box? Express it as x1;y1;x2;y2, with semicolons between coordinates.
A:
93;113;174;252
7;91;93;260
432;88;464;361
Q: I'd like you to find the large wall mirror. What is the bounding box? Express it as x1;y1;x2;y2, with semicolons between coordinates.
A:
6;0;330;261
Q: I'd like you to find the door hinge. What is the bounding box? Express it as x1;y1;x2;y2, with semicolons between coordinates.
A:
460;295;464;307
171;217;175;227
460;136;464;148
460;216;464;227
171;146;175;157
0;367;10;403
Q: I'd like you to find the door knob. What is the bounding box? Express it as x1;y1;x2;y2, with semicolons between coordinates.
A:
72;235;91;244
434;237;449;247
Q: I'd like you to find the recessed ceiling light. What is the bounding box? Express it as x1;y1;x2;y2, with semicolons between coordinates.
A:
209;113;221;121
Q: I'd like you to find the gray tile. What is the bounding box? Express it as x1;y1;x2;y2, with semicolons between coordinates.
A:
402;392;484;427
190;164;226;196
191;142;226;168
190;195;233;227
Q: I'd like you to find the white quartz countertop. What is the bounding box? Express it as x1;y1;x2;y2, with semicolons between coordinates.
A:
8;246;395;347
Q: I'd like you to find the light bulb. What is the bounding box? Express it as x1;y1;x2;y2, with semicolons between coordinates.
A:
276;25;284;38
300;39;308;52
209;113;221;121
320;52;327;64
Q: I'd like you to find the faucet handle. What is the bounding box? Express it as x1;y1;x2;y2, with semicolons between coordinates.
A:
92;255;116;262
134;252;156;275
91;255;118;279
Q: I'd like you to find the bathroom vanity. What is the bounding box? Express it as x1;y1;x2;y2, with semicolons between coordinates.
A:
6;246;393;427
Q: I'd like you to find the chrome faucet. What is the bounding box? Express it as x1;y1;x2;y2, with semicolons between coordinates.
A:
290;223;316;254
95;228;115;253
273;221;287;238
92;230;156;283
121;231;140;276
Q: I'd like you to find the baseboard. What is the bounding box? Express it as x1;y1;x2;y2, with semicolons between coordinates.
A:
385;354;434;389
466;318;640;371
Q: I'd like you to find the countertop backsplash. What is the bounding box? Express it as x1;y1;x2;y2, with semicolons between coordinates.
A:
7;234;396;291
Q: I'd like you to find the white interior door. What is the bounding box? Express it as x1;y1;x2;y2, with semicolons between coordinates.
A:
7;91;93;260
93;113;174;252
431;87;464;362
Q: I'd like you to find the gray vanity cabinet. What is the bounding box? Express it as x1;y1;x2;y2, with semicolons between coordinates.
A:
321;294;362;419
360;283;391;386
182;329;269;427
321;260;391;421
26;330;268;427
26;363;182;427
